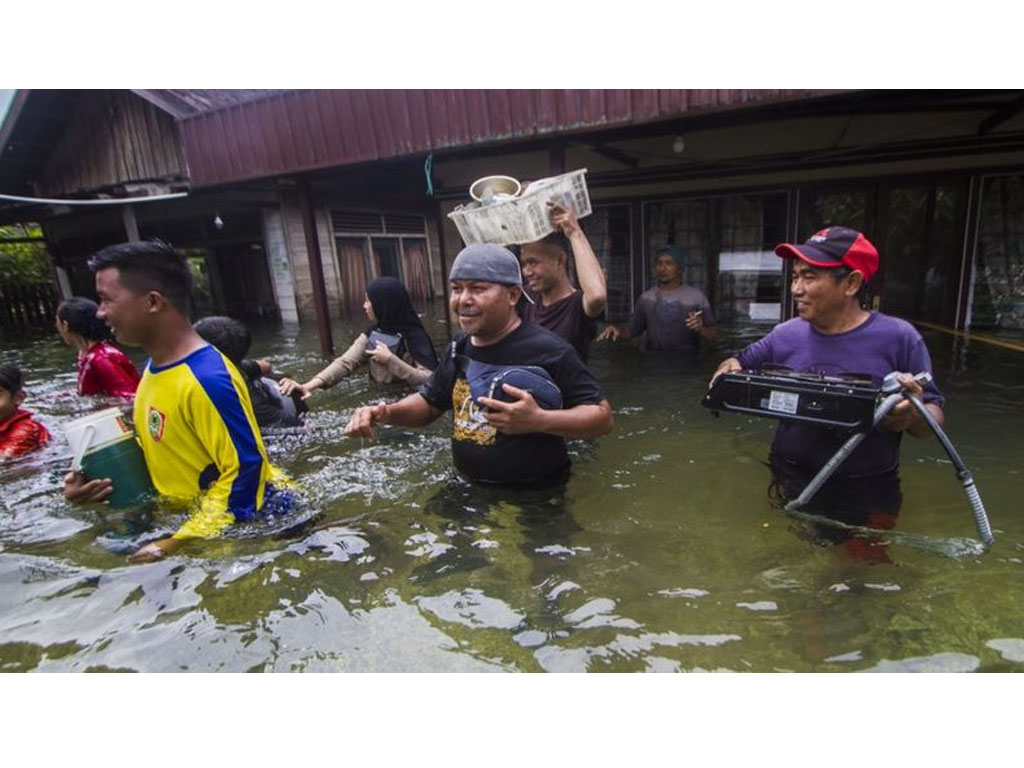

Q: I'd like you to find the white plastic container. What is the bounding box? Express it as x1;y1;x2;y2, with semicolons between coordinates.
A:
65;407;135;469
448;168;592;246
64;407;153;507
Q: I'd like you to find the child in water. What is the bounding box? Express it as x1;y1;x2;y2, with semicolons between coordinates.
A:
56;296;140;398
278;276;439;399
194;315;307;429
0;364;51;459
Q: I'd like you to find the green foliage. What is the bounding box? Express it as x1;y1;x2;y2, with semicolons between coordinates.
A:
0;224;51;286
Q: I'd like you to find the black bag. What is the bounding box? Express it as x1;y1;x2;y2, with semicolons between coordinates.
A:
466;360;563;410
366;329;404;356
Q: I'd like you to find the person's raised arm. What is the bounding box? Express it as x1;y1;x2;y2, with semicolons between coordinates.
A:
549;202;606;318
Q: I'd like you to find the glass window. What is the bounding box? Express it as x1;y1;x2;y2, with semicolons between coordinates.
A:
716;194;787;324
972;175;1024;332
643;193;787;326
372;238;402;280
799;189;871;238
584;205;632;322
400;237;431;305
881;185;957;324
645;199;711;290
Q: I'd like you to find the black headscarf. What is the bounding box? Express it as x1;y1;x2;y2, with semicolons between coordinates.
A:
365;277;439;370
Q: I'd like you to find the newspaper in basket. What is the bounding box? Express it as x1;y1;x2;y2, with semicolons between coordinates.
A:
448;168;592;246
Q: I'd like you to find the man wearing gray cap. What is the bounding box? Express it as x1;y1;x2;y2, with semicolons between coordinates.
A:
345;243;613;487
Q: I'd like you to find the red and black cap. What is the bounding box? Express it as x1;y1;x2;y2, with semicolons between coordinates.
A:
775;227;879;283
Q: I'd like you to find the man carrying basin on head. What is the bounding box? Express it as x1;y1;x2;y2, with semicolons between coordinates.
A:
709;228;944;557
598;245;719;353
344;243;613;488
63;240;291;564
518;201;607;362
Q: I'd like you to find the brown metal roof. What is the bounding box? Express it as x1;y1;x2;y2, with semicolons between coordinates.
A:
133;89;289;119
178;89;843;187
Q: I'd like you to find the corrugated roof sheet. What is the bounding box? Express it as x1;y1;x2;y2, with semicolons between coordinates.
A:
178;89;841;187
133;89;289;119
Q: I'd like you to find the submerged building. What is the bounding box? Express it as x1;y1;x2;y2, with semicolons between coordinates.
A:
2;89;1023;349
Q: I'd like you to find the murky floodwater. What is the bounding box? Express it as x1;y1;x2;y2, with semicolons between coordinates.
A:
2;305;1023;672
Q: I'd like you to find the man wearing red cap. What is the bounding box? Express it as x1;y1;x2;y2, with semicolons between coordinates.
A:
710;227;945;555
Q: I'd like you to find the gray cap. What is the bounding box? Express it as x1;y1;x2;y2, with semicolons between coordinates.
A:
449;243;523;286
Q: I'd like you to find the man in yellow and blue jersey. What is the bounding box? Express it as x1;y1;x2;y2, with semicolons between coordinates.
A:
63;240;288;563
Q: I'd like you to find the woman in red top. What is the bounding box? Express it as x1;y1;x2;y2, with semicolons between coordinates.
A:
56;297;140;398
0;364;51;459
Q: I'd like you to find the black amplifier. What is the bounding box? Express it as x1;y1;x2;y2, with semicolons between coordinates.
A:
702;368;881;432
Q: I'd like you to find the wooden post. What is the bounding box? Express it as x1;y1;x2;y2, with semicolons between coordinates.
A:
297;179;334;358
433;200;453;340
122;204;140;242
549;142;566;175
631;200;645;303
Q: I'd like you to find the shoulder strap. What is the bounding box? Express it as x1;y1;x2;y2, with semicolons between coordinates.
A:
450;332;471;359
449;332;471;375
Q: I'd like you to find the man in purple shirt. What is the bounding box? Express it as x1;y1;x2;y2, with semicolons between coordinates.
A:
518;202;607;362
710;228;945;550
712;228;942;561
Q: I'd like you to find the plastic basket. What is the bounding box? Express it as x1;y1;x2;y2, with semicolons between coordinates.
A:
447;168;592;246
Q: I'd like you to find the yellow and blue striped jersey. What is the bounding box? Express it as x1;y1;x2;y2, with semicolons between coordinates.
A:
133;344;284;540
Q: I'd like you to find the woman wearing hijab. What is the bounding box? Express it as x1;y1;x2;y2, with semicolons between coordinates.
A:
278;277;439;399
56;296;141;398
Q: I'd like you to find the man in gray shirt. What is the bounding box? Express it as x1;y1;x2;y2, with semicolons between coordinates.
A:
598;245;719;351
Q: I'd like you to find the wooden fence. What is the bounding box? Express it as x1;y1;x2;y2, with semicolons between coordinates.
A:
0;283;60;331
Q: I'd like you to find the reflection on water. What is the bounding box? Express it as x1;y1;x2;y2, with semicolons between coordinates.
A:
2;307;1024;672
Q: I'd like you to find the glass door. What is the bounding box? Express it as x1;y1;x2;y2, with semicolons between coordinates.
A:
584;205;632;322
971;174;1024;332
879;185;958;325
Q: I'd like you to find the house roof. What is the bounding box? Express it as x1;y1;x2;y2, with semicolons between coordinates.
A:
176;89;849;187
0;89;285;198
132;89;289;119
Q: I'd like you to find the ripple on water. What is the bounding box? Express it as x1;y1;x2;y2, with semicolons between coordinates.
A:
863;652;980;673
986;638;1024;663
416;588;526;631
3;319;1024;672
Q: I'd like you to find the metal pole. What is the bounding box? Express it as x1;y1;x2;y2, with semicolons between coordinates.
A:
297;178;334;358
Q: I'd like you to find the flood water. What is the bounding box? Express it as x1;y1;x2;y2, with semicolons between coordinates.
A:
2;304;1023;673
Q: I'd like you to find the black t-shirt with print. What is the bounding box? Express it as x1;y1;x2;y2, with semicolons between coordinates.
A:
419;322;604;486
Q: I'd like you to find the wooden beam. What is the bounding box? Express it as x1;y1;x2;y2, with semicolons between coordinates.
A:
978;94;1024;135
297;178;334;357
587;142;640;169
122;204;140;242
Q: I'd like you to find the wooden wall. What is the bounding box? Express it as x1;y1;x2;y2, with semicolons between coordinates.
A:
36;90;187;197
